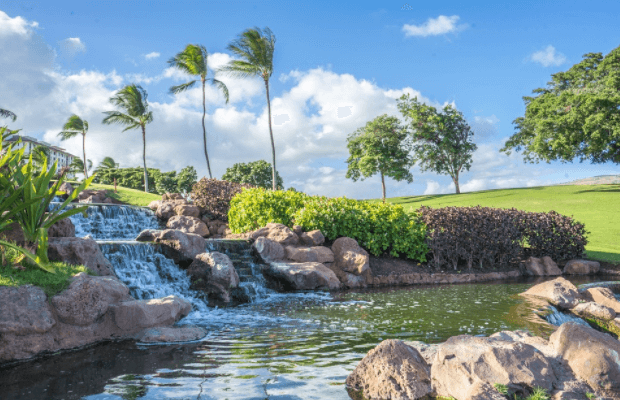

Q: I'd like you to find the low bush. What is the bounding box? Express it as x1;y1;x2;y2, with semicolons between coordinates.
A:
228;187;306;231
192;178;254;221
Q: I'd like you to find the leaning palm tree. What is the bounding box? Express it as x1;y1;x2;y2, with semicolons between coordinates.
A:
102;84;153;192
58;115;89;178
95;156;117;173
218;27;278;190
0;108;17;122
168;44;230;179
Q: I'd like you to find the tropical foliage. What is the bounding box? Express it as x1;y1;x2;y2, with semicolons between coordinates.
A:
58;115;90;178
93;166;197;195
0;108;17;122
222;160;283;189
94;157;117;173
69;157;92;176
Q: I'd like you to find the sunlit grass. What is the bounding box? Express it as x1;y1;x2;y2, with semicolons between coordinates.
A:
89;183;161;207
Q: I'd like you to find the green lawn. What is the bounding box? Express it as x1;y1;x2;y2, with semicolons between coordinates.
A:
378;184;620;263
88;183;161;207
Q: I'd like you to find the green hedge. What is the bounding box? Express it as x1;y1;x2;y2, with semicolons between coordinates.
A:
228;188;428;261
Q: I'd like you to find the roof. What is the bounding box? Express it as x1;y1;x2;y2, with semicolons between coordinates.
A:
4;135;78;158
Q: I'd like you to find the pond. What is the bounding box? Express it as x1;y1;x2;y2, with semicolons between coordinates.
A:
0;275;605;400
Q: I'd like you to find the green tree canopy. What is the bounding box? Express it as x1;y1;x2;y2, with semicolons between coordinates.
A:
94;157;117;173
397;94;477;194
501;45;620;166
345;114;414;202
57;115;89;178
222;160;283;189
177;166;198;193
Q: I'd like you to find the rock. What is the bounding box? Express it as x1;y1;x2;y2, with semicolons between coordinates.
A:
48;237;115;276
135;326;207;343
162;193;184;200
58;182;74;197
292;225;303;235
135;229;158;242
332;237;370;276
155;202;176;220
152;229;207;266
564;259;600;275
48;217;75;238
51;273;131;326
312;246;334;263
205;219;227;237
187;252;240;302
148;200;162;211
431;335;556;398
542;256;562;275
550;321;620;390
111;295;192;331
250;223;299;246
466;381;508;400
523;256;561;276
166;215;210;237
521;277;582;309
300;230;325;246
217;224;228;236
285;246;318;262
582;287;620;314
346;339;432;399
404;341;439;365
77;189;107;204
253;237;285;262
571;302;616;321
174;204;200;218
0;221;25;245
0;286;55;334
264;262;340;290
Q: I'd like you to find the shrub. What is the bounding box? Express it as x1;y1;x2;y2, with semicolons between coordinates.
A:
222;160;284;189
228;187;307;231
192;178;254;221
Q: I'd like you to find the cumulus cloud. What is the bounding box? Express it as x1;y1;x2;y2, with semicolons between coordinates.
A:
402;15;466;37
529;45;567;67
58;37;86;57
472;114;500;142
144;51;160;60
0;10;38;37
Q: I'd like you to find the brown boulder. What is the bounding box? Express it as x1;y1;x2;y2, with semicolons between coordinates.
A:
51;273;131;326
332;237;370;276
542;256;562;275
300;230;325;246
111;295;192;331
264;262;340;290
155;202;176;220
135;229;158;242
48;237;115;276
521;277;582;309
205;219;227;237
312;246;334;263
0;221;25;245
523;256;561;276
466;381;508;400
346;339;432;399
564;259;600;275
58;182;74;197
571;302;616;321
251;223;299;246
550;321;620;390
431;335;556;397
0;285;55;334
253;237;285;262
166;215;210;237
135;326;207;343
148;200;162;211
582;287;620;314
174;204;200;218
292;225;303;235
48;217;75;238
152;229;207;266
77;190;107;204
187;252;240;302
285;246;319;263
162;193;184;200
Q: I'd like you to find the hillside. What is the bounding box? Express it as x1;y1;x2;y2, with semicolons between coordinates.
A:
88;183;160;207
381;184;620;263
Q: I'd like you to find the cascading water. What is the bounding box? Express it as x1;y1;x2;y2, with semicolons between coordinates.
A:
545;305;590;327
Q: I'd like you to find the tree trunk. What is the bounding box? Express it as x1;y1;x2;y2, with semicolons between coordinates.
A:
453;172;460;194
201;78;212;179
82;132;88;179
265;79;277;191
381;172;386;203
141;125;149;193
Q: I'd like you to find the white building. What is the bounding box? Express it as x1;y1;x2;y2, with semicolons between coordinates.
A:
5;135;77;174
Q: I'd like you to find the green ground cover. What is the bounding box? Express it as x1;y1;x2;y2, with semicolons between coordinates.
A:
376;184;620;263
89;183;160;207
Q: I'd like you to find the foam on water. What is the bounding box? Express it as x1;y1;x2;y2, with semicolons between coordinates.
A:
545;305;590;327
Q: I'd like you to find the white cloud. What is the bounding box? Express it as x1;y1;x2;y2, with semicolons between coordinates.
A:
402;15;465;37
0;10;38;37
529;45;567;67
472;114;500;142
59;37;86;57
144;51;160;60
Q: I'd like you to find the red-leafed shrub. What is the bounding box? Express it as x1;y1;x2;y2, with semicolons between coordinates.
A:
190;178;253;221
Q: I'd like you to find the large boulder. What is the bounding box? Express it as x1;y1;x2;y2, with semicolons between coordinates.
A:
0;285;56;335
564;259;600;275
431;335;556;398
550;321;620;390
166;215;210;237
48;237;115;276
162;193;184;200
205;219;228;237
522;256;562;276
77;189;107;204
48;217;75;238
250;223;299;246
264;262;340;290
155;202;176;220
111;295;192;331
51;273;131;326
187;252;240;302
174;204;200;218
148;200;162;211
0;221;26;245
582;287;620;314
346;339;432;399
299;230;325;246
253;237;285;262
151;229;207;267
285;246;318;262
331;237;371;288
521;277;582;309
58;182;74;197
571;302;616;321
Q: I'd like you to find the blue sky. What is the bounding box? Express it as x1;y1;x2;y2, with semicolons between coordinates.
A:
1;0;619;198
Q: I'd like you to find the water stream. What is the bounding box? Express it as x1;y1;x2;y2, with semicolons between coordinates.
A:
1;203;615;399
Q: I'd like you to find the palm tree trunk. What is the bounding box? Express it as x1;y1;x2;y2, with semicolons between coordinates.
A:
265;79;276;190
141;125;149;192
82;132;88;179
201;78;212;179
381;172;386;203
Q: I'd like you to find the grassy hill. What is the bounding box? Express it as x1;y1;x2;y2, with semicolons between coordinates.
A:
88;183;160;207
379;184;620;263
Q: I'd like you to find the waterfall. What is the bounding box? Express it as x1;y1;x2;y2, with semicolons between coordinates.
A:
545;305;590;327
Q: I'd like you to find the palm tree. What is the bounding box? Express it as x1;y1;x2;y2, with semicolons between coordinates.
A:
0;108;17;122
58;115;89;178
168;44;230;179
69;158;92;176
95;156;117;173
102;84;153;192
25;145;50;171
218;27;278;190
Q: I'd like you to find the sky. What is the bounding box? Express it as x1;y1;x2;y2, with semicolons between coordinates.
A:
1;0;619;199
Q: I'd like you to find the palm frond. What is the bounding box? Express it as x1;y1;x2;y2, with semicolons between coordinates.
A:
57;130;79;140
107;84;150;119
217;61;262;79
210;78;230;103
0;108;17;122
221;27;275;80
102;111;137;126
169;80;197;94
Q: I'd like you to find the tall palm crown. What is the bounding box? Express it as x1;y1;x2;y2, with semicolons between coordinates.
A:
218;27;278;190
58;115;89;178
168;44;230;179
96;156;117;171
102;84;153;192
